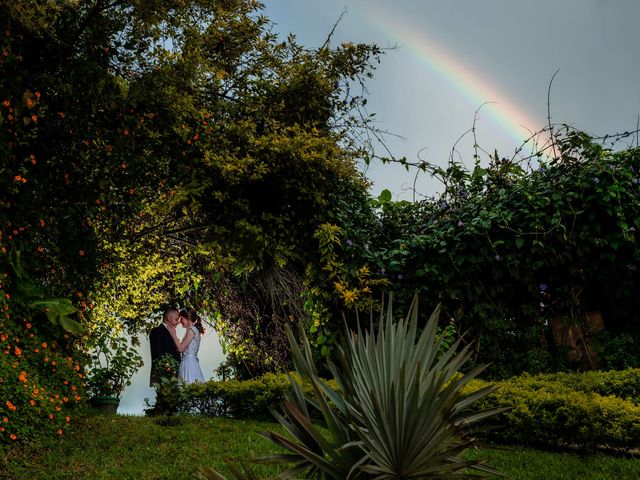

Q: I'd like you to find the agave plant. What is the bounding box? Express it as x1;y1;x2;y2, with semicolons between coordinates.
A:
204;295;505;479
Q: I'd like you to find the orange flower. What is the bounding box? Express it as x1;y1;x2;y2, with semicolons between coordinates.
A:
6;401;16;411
18;371;27;383
51;361;56;366
29;400;35;406
31;114;37;122
32;389;39;396
0;427;4;432
10;434;16;440
25;98;34;108
14;347;21;356
2;417;7;422
49;414;54;419
41;342;47;348
58;111;65;118
39;218;45;227
63;397;68;403
57;429;63;435
2;100;9;107
25;323;31;329
34;348;39;353
65;416;70;422
35;91;41;99
79;250;85;256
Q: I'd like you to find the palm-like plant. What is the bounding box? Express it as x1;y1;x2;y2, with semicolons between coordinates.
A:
202;295;505;479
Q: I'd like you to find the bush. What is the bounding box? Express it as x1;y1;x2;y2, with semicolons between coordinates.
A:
0;304;87;448
147;355;186;423
188;368;640;452
182;372;338;418
469;368;640;451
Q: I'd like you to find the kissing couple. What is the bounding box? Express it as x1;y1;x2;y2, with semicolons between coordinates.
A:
149;307;205;386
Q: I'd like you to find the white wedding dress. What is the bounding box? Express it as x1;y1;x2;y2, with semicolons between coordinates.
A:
178;326;205;384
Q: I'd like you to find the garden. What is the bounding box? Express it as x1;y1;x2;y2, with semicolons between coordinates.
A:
2;1;640;479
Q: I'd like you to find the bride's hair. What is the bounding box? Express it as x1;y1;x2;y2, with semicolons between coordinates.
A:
180;307;205;335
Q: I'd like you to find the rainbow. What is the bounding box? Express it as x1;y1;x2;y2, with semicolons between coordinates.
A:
361;7;546;152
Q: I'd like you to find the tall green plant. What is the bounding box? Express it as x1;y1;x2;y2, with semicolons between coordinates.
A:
201;295;504;479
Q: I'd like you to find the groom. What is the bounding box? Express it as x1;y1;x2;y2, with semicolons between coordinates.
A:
149;307;181;386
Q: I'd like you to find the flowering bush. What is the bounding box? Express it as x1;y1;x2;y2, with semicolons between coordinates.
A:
147;355;185;423
0;284;87;449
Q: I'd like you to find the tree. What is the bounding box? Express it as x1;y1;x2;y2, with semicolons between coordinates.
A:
0;0;384;396
316;128;640;377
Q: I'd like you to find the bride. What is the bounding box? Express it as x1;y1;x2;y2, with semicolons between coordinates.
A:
170;307;205;384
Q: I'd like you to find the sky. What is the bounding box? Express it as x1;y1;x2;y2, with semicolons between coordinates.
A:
263;0;640;200
120;0;640;413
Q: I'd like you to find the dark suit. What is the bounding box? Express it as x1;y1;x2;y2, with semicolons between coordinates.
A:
149;323;180;386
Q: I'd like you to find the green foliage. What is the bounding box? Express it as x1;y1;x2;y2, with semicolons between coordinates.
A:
319;130;640;377
468;368;640;451
516;368;640;401
148;354;186;423
85;328;143;398
182;372;339;418
208;296;502;479
0;298;87;448
596;332;640;371
0;0;386;435
10;415;640;480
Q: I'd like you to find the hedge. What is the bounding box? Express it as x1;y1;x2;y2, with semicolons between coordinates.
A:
182;372;339;418
469;369;640;451
182;369;640;451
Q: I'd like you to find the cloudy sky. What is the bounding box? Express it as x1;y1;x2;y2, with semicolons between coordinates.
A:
120;0;640;413
264;0;640;199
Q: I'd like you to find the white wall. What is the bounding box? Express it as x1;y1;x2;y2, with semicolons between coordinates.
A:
117;325;227;415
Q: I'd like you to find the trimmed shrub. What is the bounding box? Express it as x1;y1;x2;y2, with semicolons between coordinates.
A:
469;368;640;451
189;369;640;451
529;369;640;402
182;372;339;418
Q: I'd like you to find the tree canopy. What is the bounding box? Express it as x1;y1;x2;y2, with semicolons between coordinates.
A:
1;0;385;382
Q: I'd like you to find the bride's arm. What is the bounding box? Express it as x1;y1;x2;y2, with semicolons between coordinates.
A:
174;329;195;353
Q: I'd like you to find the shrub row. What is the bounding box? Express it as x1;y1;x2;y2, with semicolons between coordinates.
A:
182;369;640;451
182;373;338;418
469;369;640;451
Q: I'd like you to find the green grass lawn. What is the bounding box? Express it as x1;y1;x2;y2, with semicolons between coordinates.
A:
4;413;640;479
